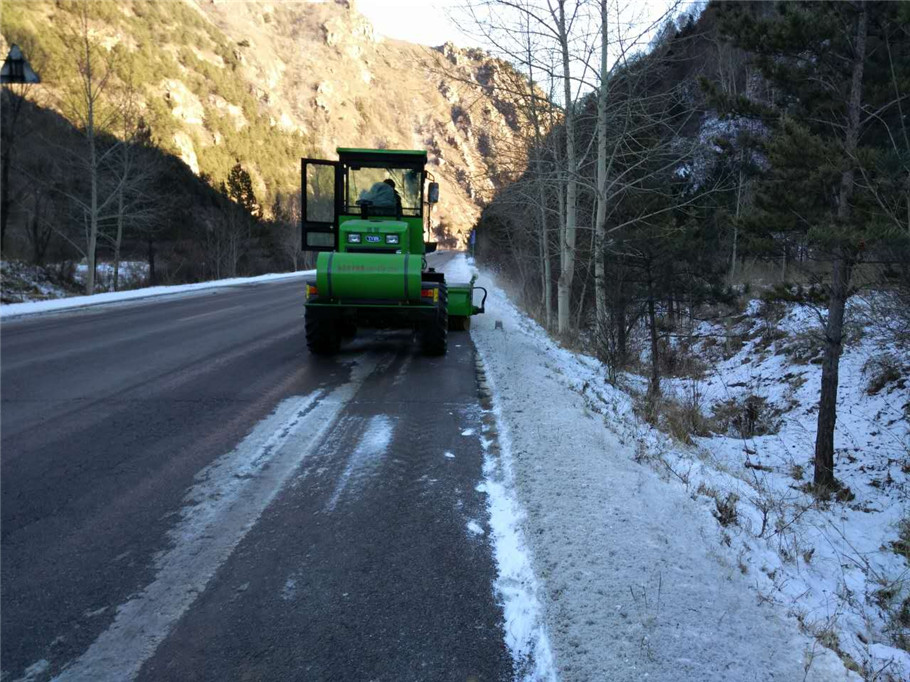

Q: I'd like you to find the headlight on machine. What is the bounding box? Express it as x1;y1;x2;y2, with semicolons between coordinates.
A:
347;233;361;244
385;234;400;245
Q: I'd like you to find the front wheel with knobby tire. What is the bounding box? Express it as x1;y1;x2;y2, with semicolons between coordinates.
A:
420;284;448;356
305;311;341;355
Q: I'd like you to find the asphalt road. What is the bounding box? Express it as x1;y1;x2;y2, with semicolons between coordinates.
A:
1;252;511;681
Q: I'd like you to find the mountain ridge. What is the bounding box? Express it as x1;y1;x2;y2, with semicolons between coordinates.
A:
2;0;532;238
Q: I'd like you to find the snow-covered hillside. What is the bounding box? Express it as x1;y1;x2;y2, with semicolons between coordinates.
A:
650;297;910;679
460;253;909;681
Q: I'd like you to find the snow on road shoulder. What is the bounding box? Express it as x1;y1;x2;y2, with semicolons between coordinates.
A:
476;354;557;681
0;269;315;320
448;255;853;681
442;253;556;680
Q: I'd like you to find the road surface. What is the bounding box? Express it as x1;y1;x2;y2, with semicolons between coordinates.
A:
1;252;511;681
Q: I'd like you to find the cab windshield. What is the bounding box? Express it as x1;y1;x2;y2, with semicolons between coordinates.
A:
345;167;422;217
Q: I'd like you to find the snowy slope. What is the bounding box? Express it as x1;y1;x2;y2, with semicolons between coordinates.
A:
650;299;910;680
444;255;857;681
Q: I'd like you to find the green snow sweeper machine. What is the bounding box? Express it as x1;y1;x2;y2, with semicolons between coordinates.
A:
301;148;485;355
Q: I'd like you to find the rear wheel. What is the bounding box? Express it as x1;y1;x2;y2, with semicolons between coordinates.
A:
420;284;448;356
339;321;357;340
305;310;341;354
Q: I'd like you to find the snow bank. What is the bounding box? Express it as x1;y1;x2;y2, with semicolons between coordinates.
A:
450;255;854;681
0;270;314;320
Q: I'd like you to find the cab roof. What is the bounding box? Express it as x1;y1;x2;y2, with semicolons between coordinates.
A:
337;147;427;169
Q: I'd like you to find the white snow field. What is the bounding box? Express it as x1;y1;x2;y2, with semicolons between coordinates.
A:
442;255;855;681
0;269;315;320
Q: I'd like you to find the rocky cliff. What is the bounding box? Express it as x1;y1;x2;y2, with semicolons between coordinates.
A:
2;0;532;239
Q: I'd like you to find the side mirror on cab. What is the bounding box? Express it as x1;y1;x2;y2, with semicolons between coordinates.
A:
428;182;439;204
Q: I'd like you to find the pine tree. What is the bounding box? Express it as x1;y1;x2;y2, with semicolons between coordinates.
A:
226;161;259;217
721;1;909;491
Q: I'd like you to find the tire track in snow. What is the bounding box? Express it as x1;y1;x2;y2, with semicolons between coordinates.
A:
48;356;384;682
324;414;396;511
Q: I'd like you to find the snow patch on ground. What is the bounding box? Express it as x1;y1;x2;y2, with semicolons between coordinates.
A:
444;451;456;459
281;577;298;602
466;519;485;536
1;269;314;319
74;260;149;292
445;254;855;681
1;260;78;304
17;658;50;682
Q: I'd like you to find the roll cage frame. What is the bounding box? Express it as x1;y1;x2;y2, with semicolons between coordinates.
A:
301;149;428;253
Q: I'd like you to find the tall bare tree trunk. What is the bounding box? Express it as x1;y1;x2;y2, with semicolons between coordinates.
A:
646;257;660;398
147;236;156;285
814;2;867;490
526;29;553;330
555;0;577;335
730;162;743;281
86;75;98;296
114;186;124;291
594;0;609;343
539;178;552;328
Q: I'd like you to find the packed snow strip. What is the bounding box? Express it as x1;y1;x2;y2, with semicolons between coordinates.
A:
49;356;379;682
325;414;396;511
475;359;558;682
0;269;315;320
452;254;855;681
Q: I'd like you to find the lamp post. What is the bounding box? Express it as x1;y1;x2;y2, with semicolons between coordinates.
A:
1;44;41;251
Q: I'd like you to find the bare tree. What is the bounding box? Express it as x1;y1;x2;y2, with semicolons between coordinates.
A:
273;192;303;271
553;0;580;334
593;0;609;341
106;103;163;288
55;0;120;295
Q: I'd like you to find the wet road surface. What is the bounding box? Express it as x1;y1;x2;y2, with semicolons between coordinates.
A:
1;253;511;681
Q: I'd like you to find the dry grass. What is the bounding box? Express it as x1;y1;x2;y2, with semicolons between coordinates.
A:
864;353;905;396
711;394;781;438
638;385;712;446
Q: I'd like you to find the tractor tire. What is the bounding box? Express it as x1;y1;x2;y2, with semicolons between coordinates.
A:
339;321;357;340
448;315;471;332
420;284;448;356
305;311;341;355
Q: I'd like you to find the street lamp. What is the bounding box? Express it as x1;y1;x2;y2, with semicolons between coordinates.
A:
1;44;41;251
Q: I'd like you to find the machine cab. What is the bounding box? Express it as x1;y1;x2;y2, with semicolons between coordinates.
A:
301;148;438;256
